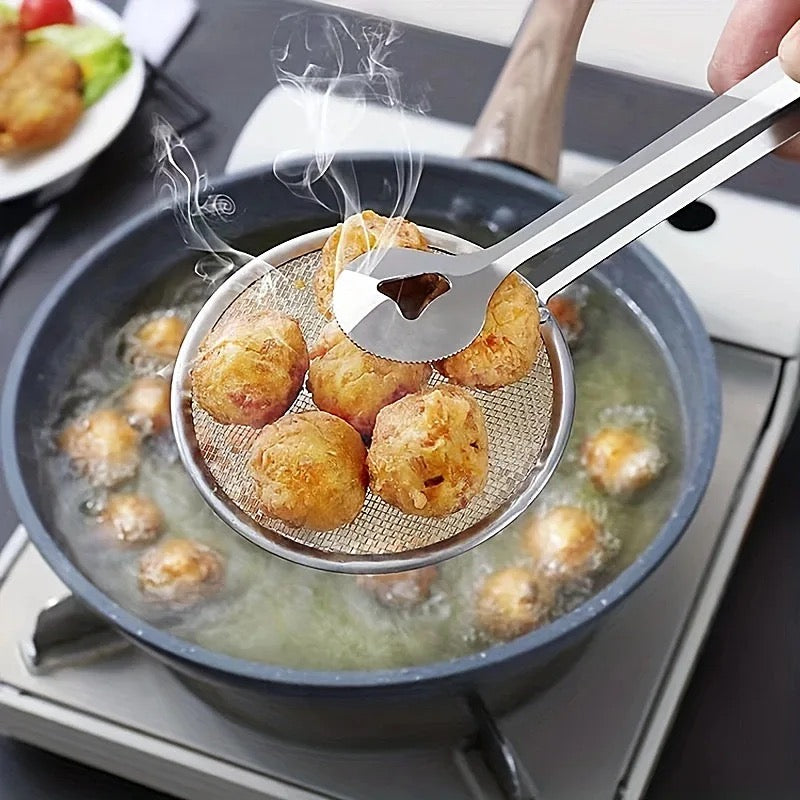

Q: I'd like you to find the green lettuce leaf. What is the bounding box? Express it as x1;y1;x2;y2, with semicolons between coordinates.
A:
27;24;132;106
0;3;17;23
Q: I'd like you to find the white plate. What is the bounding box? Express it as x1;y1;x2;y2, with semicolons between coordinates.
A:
0;0;146;202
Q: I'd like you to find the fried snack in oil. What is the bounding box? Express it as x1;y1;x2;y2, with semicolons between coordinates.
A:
130;315;188;365
249;411;368;531
435;273;540;391
314;210;429;317
524;505;608;582
192;312;309;428
100;493;164;546
59;408;141;488
122;376;171;435
476;566;550;641
0;41;83;156
581;426;665;496
368;385;489;517
138;539;225;607
307;321;432;438
357;565;439;609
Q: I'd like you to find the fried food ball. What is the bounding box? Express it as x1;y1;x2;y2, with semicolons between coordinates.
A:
131;314;188;364
15;42;82;92
192;312;309;428
547;292;584;346
58;409;140;487
307;322;432;437
368;385;489;517
314;210;429;317
582;427;665;496
0;23;22;79
122;376;171;435
435;273;540;391
249;411;368;530
476;567;550;641
524;506;608;582
0;41;83;156
357;566;439;609
99;493;164;546
138;538;225;607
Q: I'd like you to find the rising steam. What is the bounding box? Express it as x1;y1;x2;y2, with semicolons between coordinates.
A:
272;12;426;246
152;118;257;284
152;12;425;295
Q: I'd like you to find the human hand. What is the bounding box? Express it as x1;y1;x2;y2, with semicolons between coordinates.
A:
709;0;800;159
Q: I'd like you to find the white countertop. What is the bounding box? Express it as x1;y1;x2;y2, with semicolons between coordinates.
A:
323;0;734;91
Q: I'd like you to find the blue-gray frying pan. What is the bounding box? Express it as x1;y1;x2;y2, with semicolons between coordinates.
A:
1;0;719;747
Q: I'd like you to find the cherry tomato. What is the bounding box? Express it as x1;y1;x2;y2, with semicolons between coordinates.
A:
18;0;75;32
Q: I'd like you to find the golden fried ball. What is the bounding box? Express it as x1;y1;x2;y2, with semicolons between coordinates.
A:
58;409;140;487
307;322;432;438
132;314;188;363
0;41;83;156
368;385;489;517
122;376;171;434
314;210;429;317
435;273;540;391
249;411;368;531
0;23;23;79
138;538;225;607
192;312;309;428
547;292;584;346
582;427;665;496
476;567;550;641
357;566;439;609
99;493;164;546
524;506;607;582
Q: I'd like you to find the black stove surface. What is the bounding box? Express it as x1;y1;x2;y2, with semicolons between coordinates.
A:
1;2;800;798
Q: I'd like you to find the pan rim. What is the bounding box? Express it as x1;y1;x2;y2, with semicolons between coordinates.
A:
1;153;721;690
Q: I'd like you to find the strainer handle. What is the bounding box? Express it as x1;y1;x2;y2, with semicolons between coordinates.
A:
480;57;800;301
463;0;595;183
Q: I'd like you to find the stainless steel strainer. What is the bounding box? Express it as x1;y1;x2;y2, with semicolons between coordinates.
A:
172;50;800;574
171;227;573;574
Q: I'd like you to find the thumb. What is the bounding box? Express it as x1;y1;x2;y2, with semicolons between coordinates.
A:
778;18;800;81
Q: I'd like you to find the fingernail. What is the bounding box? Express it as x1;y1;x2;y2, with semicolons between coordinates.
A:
779;20;800;80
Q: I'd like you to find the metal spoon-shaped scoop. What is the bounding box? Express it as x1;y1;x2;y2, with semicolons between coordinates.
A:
333;57;800;363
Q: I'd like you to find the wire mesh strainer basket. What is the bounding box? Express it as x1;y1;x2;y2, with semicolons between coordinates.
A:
171;227;573;573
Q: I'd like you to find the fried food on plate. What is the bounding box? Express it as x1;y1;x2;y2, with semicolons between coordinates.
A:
249;411;368;531
368;385;489;517
435;273;540;391
0;38;83;156
0;23;23;78
314;210;429;317
307;321;432;438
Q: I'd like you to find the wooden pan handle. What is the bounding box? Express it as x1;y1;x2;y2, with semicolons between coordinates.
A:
464;0;594;183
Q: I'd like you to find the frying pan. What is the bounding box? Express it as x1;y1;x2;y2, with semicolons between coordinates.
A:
1;0;719;748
